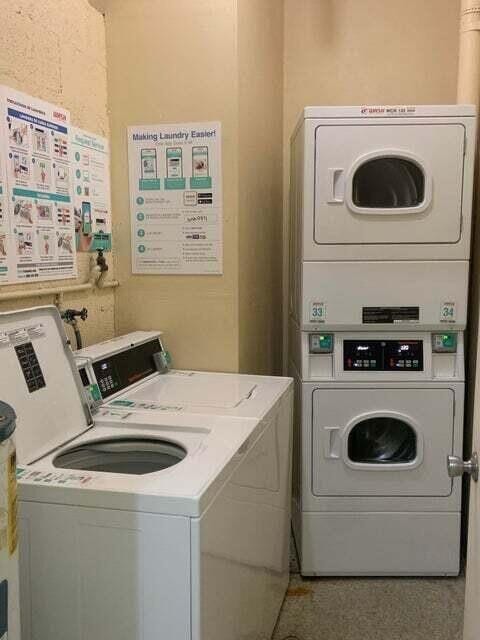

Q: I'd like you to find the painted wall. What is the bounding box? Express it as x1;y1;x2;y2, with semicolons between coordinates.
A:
104;0;283;373
238;0;284;375
282;0;461;367
0;0;114;347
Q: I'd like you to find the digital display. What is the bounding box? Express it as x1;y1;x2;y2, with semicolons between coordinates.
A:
344;340;423;371
92;339;163;399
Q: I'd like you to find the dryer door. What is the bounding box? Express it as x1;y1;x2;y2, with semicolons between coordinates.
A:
312;387;454;496
313;123;465;246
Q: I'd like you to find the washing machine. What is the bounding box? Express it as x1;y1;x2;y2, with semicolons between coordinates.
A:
289;320;464;576
290;105;476;262
0;307;293;640
75;331;292;422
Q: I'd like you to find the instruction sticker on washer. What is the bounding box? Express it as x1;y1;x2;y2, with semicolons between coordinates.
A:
0;85;77;283
127;121;222;274
16;467;93;487
440;301;456;323
108;399;184;412
310;301;326;323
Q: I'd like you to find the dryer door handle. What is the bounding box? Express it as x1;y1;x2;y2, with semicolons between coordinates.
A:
324;427;341;459
327;168;345;203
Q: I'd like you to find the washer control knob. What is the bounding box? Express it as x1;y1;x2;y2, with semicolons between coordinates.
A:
447;452;478;482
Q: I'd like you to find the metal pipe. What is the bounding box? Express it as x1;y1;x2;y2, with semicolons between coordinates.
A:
0;279;119;302
457;0;480;104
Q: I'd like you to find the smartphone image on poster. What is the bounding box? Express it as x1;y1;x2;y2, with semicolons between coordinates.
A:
141;149;157;179
81;201;92;234
192;146;209;178
166;147;183;179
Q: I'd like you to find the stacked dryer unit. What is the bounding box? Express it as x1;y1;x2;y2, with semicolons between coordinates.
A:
289;105;476;576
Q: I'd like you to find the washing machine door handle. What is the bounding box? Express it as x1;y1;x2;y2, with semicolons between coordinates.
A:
324;426;341;459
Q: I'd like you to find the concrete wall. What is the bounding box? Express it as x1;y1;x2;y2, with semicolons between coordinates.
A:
282;0;461;368
0;0;114;347
238;0;284;374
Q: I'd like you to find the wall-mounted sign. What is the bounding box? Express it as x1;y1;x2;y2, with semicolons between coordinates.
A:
71;127;112;253
127;121;222;275
0;85;77;283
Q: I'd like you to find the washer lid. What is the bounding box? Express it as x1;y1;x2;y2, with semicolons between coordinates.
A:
127;373;257;409
0;306;92;464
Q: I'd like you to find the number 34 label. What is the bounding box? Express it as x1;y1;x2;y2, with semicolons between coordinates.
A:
310;301;326;323
440;301;456;323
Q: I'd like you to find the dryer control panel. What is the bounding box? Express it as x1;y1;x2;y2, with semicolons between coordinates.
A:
343;339;424;371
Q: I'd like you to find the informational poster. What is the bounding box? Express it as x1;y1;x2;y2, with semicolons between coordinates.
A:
0;154;8;283
71;127;112;253
127;121;222;274
0;85;77;283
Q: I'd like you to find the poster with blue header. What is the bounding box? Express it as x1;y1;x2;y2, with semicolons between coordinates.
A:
127;121;222;275
0;85;77;283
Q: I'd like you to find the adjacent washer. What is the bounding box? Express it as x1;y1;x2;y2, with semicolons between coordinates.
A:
75;330;292;422
0;307;293;640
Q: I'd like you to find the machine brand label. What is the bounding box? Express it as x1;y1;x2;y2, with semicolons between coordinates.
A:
360;105;416;116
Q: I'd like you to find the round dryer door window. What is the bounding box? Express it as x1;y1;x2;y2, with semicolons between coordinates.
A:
352;157;425;209
347;416;416;464
53;437;187;475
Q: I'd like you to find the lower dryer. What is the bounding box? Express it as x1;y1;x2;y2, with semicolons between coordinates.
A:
289;323;464;576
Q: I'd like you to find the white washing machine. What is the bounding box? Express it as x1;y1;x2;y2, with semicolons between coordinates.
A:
75;331;291;422
0;307;293;640
289;321;464;576
290;105;476;262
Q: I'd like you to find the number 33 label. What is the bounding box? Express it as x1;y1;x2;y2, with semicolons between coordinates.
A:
440;302;456;323
310;301;326;323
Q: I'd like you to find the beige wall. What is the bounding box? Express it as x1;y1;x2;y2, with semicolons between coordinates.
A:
104;0;283;373
282;0;461;368
0;0;114;347
238;0;284;374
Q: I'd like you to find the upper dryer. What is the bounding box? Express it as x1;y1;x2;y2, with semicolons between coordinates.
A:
290;105;477;261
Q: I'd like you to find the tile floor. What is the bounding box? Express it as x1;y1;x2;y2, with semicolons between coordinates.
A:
272;539;465;640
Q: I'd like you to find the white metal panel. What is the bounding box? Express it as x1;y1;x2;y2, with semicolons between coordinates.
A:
126;372;257;408
302;261;469;331
19;502;191;640
314;124;464;245
311;387;454;496
0;307;91;464
300;511;460;576
191;398;292;640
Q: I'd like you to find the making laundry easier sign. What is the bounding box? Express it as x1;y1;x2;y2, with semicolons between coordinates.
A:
0;85;77;283
127;121;223;274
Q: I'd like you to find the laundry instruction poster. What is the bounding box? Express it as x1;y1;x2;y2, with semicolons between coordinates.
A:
0;85;77;283
72;126;112;253
127;121;222;274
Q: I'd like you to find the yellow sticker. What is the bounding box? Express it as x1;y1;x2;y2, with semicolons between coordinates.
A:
8;449;17;555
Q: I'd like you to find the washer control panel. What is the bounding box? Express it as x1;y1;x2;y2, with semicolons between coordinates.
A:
343;339;424;371
91;338;164;399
